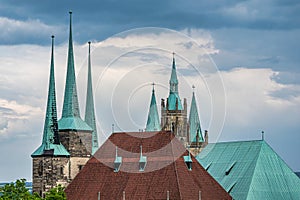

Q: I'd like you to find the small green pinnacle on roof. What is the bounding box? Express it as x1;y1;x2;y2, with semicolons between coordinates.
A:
145;83;161;131
189;86;203;143
85;41;99;154
58;12;92;132
32;36;69;157
168;53;183;110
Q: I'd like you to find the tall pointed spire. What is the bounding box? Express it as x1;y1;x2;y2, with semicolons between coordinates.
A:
189;86;203;143
58;11;92;131
146;83;161;131
170;52;179;92
32;36;69;157
85;41;98;154
62;11;80;118
167;53;183;110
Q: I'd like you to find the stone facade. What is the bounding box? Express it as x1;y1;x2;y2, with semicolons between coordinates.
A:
161;98;188;145
32;130;92;196
161;95;208;152
59;130;92;180
189;130;208;156
59;131;92;157
32;157;69;198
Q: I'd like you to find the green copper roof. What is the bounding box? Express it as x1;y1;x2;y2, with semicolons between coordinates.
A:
58;11;92;132
197;140;300;200
32;36;69;157
167;54;183;110
84;42;99;154
188;90;203;143
170;55;178;85
145;84;161;131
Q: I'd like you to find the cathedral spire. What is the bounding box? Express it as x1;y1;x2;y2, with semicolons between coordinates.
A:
58;11;92;131
61;11;80;118
167;53;183;110
85;41;99;154
169;52;179;92
145;83;161;131
189;86;203;143
31;36;69;157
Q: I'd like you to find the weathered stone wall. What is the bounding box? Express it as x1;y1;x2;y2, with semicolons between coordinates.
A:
69;157;90;180
32;157;69;198
59;130;92;157
161;98;188;145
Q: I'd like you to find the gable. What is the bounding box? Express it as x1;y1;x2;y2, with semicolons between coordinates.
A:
65;131;231;199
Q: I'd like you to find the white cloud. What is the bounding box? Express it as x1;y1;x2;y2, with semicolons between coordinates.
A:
0;28;300;181
0;17;64;44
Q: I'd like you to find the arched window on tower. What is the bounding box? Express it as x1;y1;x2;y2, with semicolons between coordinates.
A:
38;160;43;176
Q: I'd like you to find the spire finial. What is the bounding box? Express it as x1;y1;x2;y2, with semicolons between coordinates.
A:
152;82;155;92
262;131;264;140
192;85;195;92
88;41;91;53
172;52;175;58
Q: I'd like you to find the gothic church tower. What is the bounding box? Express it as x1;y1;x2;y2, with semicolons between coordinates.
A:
31;36;70;197
160;54;208;152
32;11;98;196
57;11;93;181
161;54;188;144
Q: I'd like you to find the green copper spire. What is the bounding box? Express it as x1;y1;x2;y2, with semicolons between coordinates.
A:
146;83;161;131
32;36;70;157
58;11;92;131
189;86;203;143
85;42;98;154
167;53;183;110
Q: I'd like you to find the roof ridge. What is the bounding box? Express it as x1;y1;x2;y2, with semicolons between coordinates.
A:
257;141;300;199
245;141;263;198
170;134;183;199
210;139;263;144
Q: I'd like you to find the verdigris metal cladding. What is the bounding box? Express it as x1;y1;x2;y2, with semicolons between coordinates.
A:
31;36;69;157
197;140;300;200
145;85;161;131
189;91;203;143
167;56;183;110
58;11;92;132
84;42;99;155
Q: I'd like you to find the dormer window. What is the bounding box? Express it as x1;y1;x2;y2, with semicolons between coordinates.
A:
184;151;192;171
114;147;122;172
139;145;147;172
225;161;236;176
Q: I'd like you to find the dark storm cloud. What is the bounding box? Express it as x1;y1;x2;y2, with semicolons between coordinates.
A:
0;0;299;44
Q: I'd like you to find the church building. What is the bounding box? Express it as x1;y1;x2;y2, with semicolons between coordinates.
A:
31;12;98;197
31;11;300;199
147;53;208;155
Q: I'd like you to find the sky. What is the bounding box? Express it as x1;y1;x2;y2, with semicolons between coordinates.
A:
0;0;299;182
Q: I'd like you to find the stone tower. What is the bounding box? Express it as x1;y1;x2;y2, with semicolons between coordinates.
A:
57;11;93;181
160;54;208;151
161;54;188;144
31;36;70;198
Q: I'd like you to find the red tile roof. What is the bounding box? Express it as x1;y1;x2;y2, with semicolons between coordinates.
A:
65;131;231;199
